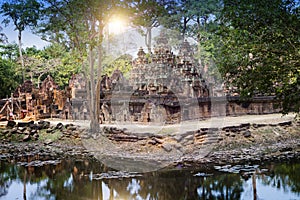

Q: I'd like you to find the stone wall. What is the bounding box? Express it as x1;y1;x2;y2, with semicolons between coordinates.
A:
176;96;280;122
66;33;281;124
102;93;281;124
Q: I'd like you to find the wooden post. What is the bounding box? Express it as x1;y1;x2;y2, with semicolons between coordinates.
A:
11;93;13;115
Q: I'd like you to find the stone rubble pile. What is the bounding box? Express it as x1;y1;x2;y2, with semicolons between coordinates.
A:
0;120;82;143
97;119;300;166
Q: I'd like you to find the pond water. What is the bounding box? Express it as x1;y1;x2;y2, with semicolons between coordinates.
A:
0;158;299;200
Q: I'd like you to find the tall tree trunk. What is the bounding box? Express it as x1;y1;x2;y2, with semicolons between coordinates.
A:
89;46;99;134
96;24;104;126
196;16;201;43
96;46;101;125
145;27;152;54
182;17;187;40
182;17;191;40
18;30;25;82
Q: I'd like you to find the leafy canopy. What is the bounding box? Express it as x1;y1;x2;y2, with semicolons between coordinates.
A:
216;0;300;113
0;58;20;98
0;0;41;32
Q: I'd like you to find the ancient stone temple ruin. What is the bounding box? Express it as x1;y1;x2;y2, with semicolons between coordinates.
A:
125;34;210;123
67;32;280;124
66;33;212;124
130;36;209;98
0;75;72;121
0;33;280;123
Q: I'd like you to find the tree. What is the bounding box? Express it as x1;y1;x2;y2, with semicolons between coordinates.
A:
216;0;300;114
0;0;42;82
0;26;7;43
39;0;130;133
102;54;133;78
160;0;222;82
39;0;97;133
161;0;222;41
45;44;81;88
0;58;20;98
185;0;222;42
0;43;23;88
22;44;79;89
161;0;193;39
130;0;166;53
0;43;19;61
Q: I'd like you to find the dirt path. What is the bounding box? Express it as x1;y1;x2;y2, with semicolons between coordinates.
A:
43;113;296;134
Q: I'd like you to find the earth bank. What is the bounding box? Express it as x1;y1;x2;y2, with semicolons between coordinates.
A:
0;114;299;170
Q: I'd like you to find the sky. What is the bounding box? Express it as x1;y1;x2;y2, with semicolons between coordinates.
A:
0;5;163;55
0;13;162;57
1;21;149;56
1;24;179;60
0;9;147;52
2;24;50;49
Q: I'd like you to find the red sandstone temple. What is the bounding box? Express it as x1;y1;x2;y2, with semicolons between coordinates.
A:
0;33;280;123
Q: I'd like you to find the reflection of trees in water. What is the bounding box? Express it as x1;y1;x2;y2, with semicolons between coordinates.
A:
0;180;10;198
0;162;15;197
1;160;300;199
0;162;26;198
0;159;108;200
1;160;244;200
196;173;243;200
29;159;109;200
259;162;300;195
103;170;243;200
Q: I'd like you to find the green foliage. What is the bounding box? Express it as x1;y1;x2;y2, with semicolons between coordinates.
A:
196;39;222;84
1;0;42;81
0;26;7;43
103;54;133;78
0;43;24;82
38;0;94;51
22;44;82;89
50;47;82;88
0;0;41;31
129;0;167;52
0;43;19;60
161;0;222;40
215;0;300;113
38;0;128;50
131;0;166;28
185;0;222;40
161;0;223;84
0;58;20;98
160;0;192;38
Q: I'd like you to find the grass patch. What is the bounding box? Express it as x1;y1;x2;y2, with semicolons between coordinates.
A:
38;129;62;142
256;127;273;135
157;127;179;135
10;133;23;141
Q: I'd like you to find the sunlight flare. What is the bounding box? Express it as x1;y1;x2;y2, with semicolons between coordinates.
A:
108;17;126;35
